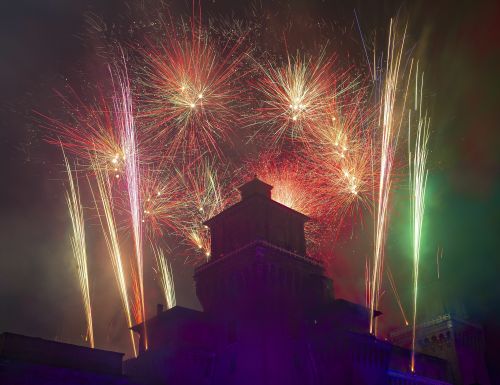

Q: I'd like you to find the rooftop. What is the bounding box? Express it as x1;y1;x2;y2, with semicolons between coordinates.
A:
0;332;124;376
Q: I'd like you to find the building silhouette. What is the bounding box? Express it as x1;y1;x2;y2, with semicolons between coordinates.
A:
0;178;491;385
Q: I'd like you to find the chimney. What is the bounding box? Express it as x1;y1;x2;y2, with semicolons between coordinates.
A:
157;303;164;316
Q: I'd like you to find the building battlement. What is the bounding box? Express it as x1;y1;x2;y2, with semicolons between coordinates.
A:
194;239;323;275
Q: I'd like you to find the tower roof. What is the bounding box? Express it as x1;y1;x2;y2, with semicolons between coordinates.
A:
202;177;309;260
204;177;309;228
130;305;202;333
238;176;273;200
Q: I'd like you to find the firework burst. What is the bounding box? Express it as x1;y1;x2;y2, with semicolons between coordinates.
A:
140;165;185;240
249;153;317;216
138;21;248;159
308;133;376;228
299;86;377;237
253;51;356;144
40;88;128;179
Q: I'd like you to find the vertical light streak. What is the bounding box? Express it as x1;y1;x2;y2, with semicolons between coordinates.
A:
354;9;374;81
365;258;371;309
386;267;409;326
436;247;443;279
89;157;137;356
370;20;411;335
409;66;430;373
152;246;176;310
63;150;94;348
115;62;148;349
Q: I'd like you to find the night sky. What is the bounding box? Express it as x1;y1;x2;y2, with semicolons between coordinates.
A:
1;0;499;381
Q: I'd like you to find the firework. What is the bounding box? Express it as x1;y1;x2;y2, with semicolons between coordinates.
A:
299;87;377;239
41;89;128;178
63;149;94;348
244;152;332;255
89;155;137;356
114;61;148;349
138;21;248;159
152;246;176;310
369;20;411;335
253;51;356;144
252;61;378;236
409;66;430;372
335;149;374;214
309;137;375;227
386;267;409;326
307;85;374;159
141;165;185;240
40;4;436;359
177;160;229;262
248;153;317;216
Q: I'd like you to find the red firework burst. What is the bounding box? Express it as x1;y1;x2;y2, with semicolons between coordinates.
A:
251;50;356;146
137;20;249;159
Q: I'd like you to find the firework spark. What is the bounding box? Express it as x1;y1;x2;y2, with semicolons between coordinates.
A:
310;137;375;227
370;20;411;335
365;258;371;309
386;267;409;326
152;246;176;310
244;152;332;254
114;61;148;349
89;156;137;356
41;90;127;178
253;51;356;144
63;149;94;348
409;66;430;373
250;153;317;216
177;160;229;262
272;74;377;237
138;21;248;159
436;247;443;279
41;6;435;358
141;165;184;240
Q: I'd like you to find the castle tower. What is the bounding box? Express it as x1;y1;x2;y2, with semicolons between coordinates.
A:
389;314;491;385
125;177;456;385
194;177;333;317
189;178;335;385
